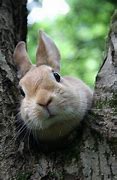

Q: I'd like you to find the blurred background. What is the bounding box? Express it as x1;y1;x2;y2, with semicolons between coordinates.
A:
27;0;116;87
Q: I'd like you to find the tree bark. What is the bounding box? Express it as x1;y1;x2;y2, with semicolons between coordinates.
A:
0;1;117;179
0;0;27;179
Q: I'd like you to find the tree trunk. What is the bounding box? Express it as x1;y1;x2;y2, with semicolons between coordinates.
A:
0;0;27;179
0;1;116;179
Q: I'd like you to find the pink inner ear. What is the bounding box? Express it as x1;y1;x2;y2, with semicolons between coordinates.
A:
13;41;32;78
36;30;60;72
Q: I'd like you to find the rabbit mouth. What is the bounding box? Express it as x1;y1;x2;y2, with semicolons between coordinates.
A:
46;107;55;119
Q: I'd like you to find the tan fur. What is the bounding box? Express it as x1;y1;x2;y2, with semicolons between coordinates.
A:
13;42;32;78
14;31;93;142
36;30;60;72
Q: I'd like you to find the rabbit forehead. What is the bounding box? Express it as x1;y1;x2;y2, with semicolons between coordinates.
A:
19;65;55;92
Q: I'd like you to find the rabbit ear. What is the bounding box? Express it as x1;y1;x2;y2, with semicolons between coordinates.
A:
13;41;32;78
36;30;60;72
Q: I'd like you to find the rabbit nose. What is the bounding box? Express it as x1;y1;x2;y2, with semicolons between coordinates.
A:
37;98;52;108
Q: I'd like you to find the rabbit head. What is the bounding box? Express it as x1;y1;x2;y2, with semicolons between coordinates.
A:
13;31;92;141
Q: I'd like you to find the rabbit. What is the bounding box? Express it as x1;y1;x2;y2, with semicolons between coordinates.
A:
13;30;93;142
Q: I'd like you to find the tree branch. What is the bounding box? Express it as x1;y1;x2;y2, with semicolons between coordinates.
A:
89;10;117;140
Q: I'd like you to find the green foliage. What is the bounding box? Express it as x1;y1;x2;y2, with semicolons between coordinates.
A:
27;0;115;87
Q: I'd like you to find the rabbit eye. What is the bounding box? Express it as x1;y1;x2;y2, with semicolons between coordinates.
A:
19;87;25;97
53;72;61;82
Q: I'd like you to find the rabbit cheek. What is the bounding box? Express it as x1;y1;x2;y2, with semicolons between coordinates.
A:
20;99;50;130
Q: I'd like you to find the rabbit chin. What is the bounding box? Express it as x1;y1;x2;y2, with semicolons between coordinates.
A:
21;107;80;134
20;100;82;139
22;112;80;141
